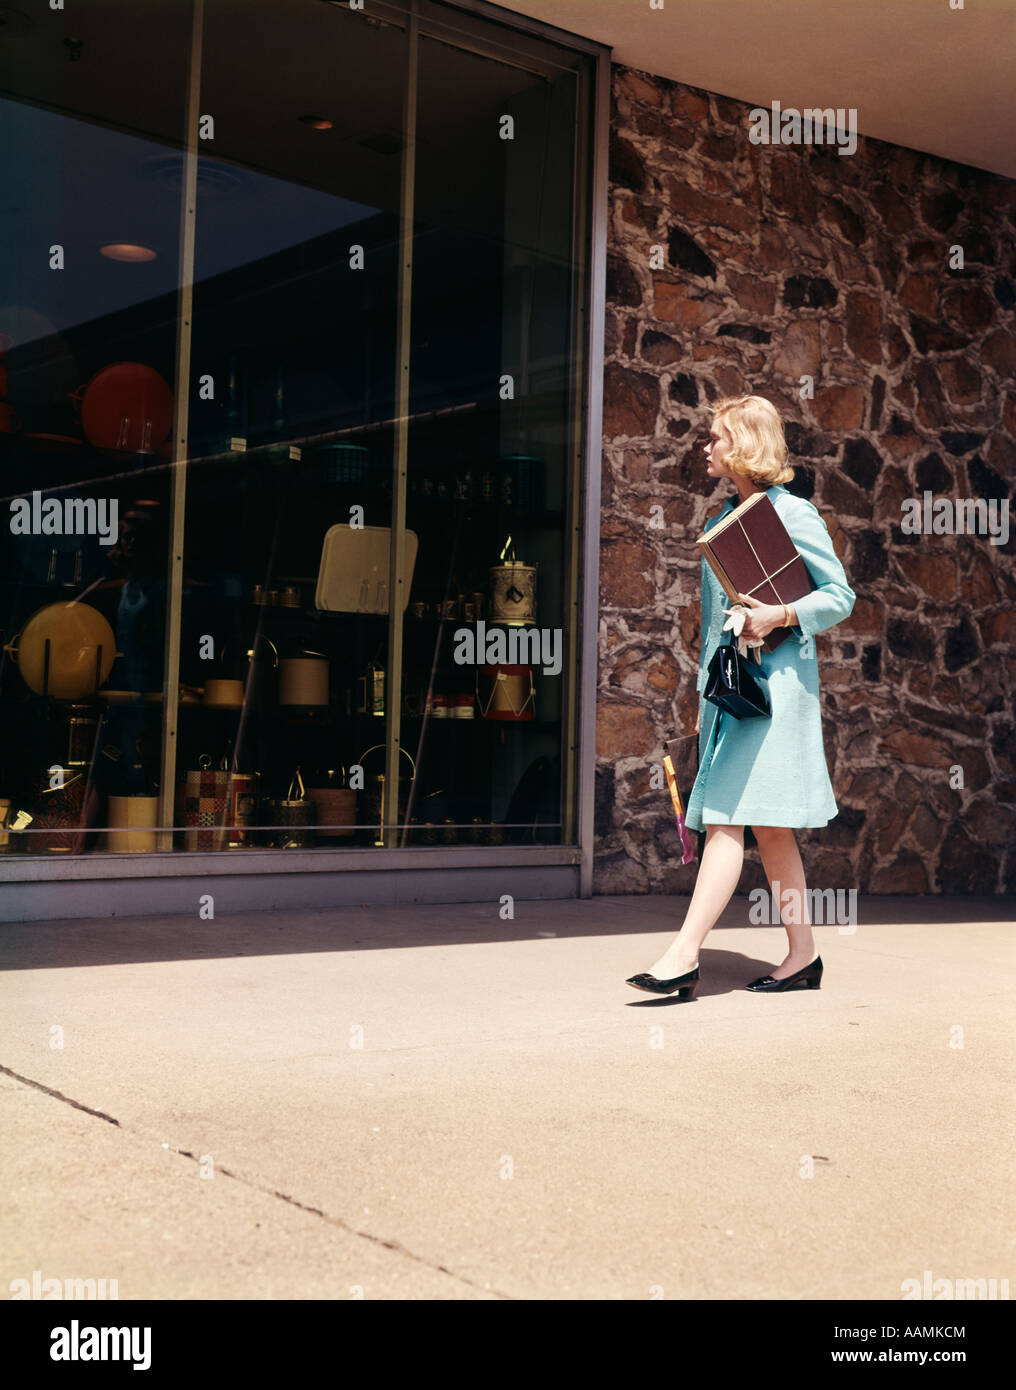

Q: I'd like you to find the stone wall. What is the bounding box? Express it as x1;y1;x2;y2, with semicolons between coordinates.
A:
596;65;1016;896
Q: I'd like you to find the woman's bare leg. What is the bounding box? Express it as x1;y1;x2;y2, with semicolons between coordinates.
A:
646;824;744;977
751;824;818;978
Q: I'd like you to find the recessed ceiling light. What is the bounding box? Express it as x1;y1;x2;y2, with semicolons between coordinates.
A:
299;116;334;130
100;243;157;262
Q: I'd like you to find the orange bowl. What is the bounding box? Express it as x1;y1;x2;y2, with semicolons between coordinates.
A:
72;362;174;454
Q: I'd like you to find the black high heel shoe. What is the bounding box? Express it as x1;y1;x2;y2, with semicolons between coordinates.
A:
745;955;823;992
626;965;700;999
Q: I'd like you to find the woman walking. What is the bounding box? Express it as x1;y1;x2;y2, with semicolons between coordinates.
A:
627;394;855;998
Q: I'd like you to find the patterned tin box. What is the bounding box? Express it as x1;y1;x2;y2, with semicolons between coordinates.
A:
176;755;258;850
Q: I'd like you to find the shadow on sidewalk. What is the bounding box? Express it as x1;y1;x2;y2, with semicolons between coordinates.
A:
0;894;1010;975
0;895;735;972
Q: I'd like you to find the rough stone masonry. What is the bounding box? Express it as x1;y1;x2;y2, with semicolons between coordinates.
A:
596;65;1016;896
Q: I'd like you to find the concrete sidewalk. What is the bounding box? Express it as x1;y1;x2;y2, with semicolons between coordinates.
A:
1;895;1013;1300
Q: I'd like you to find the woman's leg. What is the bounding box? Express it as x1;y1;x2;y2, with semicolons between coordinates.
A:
646;823;744;977
751;825;818;977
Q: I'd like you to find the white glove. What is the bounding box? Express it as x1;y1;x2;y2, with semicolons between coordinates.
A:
722;604;765;661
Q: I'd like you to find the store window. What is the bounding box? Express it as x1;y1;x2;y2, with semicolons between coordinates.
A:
0;0;594;859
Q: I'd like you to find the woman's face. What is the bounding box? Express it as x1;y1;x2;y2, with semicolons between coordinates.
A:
704;420;735;479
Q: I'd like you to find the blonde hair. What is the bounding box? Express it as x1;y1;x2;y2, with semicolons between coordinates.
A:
709;395;794;486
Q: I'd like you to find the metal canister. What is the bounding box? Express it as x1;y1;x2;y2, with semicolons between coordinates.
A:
489;562;537;626
176;754;259;850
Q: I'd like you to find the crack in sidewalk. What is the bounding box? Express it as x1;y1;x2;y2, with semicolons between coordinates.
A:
1;1062;121;1127
1;1062;512;1300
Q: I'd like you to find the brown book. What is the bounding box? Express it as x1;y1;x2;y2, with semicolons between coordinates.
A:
696;492;815;652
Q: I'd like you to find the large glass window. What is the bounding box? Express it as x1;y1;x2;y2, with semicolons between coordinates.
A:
0;0;593;859
401;14;582;847
176;0;407;852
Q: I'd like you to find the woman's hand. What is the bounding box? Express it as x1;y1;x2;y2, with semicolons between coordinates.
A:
736;593;786;641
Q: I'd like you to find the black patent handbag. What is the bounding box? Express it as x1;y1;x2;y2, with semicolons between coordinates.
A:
704;637;771;719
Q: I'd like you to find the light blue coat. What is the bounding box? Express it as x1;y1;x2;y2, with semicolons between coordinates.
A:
685;484;856;832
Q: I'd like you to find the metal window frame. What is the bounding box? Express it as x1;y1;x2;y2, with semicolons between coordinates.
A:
379;0;609;886
157;0;204;849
